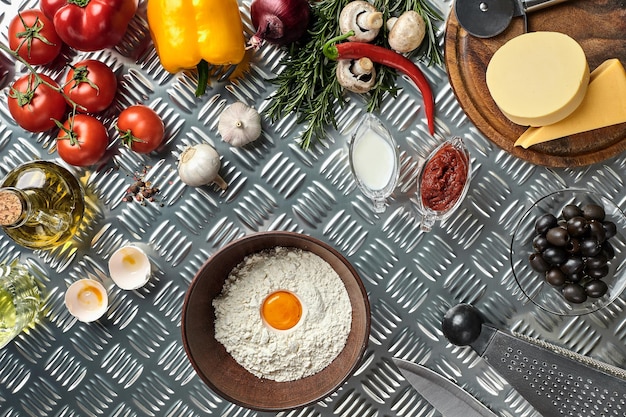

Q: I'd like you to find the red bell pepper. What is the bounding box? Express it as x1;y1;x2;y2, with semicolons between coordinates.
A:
40;0;137;52
323;32;436;135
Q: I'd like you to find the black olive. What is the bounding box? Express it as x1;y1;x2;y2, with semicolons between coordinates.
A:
587;264;609;279
580;238;602;257
533;235;550;252
601;241;615;260
535;213;558;234
588;220;606;243
566;216;588;237
566;238;581;254
562;283;587;304
546;227;570;247
562;204;582;220
582;204;605;221
546;268;566;286
560;257;584;276
526;200;618;305
585;280;608;298
529;253;550;272
585;254;608;270
542;246;568;265
603;221;617;239
567;271;585;283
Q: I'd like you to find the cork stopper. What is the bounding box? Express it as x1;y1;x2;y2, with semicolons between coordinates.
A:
0;189;24;226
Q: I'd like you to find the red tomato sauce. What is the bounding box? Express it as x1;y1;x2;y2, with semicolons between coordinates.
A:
420;143;468;212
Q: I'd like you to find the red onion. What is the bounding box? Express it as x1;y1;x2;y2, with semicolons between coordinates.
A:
249;0;311;48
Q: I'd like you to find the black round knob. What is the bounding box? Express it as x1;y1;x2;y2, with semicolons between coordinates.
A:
441;304;483;346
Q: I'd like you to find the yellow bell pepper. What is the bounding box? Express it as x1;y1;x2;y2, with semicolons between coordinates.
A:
147;0;246;96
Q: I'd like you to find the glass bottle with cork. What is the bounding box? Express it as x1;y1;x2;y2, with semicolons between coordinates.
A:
0;160;85;249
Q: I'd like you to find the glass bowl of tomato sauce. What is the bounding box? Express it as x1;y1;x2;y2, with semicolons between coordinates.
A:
415;137;471;232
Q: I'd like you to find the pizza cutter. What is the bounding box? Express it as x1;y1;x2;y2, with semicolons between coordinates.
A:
454;0;571;38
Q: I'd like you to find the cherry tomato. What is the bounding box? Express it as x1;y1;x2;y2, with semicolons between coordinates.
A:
8;9;63;65
56;114;109;166
7;73;67;132
63;59;117;113
117;105;165;153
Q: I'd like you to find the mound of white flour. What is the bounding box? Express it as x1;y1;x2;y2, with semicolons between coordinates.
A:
213;246;352;382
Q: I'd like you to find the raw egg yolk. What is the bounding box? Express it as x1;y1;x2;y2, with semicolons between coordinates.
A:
121;252;142;272
77;285;104;311
261;291;302;330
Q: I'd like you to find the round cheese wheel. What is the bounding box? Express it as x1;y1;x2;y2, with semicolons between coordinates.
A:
486;31;589;127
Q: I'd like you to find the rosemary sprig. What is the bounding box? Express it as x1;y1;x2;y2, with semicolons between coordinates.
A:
264;0;443;150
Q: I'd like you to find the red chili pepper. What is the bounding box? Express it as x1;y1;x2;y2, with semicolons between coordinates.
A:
323;32;435;135
40;0;137;52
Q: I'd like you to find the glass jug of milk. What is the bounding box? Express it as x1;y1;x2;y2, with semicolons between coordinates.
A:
348;114;400;213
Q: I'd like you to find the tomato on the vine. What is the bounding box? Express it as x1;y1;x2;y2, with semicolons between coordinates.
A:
56;114;109;166
7;73;67;132
40;0;137;52
8;9;63;65
63;59;117;113
117;105;165;153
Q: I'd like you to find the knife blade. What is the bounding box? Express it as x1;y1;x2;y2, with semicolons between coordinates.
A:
392;358;498;417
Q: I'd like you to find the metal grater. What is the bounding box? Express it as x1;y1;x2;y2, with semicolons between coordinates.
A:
471;324;626;416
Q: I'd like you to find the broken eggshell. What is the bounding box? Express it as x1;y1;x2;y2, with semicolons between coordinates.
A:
109;245;152;290
65;279;108;323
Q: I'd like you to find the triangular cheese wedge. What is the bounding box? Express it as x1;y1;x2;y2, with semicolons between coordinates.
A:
515;59;626;148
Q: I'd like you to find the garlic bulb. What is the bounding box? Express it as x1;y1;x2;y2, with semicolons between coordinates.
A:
178;143;228;189
218;102;262;147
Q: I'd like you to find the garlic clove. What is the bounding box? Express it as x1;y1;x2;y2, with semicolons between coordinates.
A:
218;102;262;147
178;143;228;189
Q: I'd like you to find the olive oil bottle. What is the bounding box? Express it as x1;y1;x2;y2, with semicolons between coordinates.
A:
0;161;84;250
0;261;40;349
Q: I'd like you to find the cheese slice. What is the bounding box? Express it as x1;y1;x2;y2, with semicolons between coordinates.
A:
515;59;626;148
486;31;589;127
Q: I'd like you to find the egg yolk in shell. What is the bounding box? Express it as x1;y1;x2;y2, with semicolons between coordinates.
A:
121;252;142;271
77;284;105;311
261;290;302;330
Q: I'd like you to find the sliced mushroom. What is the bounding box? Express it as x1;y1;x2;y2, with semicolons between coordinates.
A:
339;1;383;43
387;11;426;53
336;58;376;93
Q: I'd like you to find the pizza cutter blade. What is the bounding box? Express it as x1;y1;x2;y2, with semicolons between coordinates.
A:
454;0;571;38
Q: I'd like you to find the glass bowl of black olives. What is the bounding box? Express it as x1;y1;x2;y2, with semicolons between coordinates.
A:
510;188;626;316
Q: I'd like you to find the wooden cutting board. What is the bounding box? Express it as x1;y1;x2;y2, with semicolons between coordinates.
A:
444;0;626;167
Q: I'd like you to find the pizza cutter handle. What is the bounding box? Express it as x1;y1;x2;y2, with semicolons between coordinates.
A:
524;0;571;13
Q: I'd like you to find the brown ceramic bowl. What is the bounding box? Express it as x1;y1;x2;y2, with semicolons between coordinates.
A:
181;231;370;411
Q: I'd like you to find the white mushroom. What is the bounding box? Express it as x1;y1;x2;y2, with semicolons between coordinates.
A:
218;102;262;147
339;1;383;43
336;58;377;93
387;11;426;53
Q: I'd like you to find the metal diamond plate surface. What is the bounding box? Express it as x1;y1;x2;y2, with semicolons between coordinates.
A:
1;1;626;417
